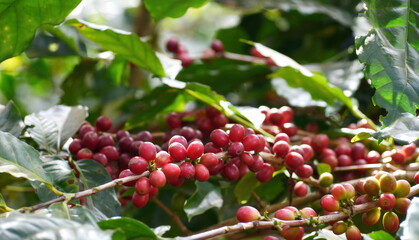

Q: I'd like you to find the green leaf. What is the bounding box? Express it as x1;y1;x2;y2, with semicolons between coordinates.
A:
0;192;12;212
254;171;288;201
24;105;88;151
0;215;112;240
144;0;208;20
371;113;419;144
184;181;223;221
0;131;53;185
0;101;23;137
76;160;121;220
98;217;158;240
0;0;81;62
32;156;79;202
368;230;394;240
351;132;372;143
233;172;260;204
355;0;419;126
317;163;331;175
49;203;98;225
67;19;165;76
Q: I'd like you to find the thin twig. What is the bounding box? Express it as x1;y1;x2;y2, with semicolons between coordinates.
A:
151;197;191;235
251;191;266;211
178;184;419;240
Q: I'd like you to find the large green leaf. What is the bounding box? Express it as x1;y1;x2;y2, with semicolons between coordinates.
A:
371;113;419;144
233;172;260;204
369;230;394;240
32;156;79;202
184;181;223;221
355;0;419;126
98;217;159;240
144;0;208;21
0;215;112;240
0;101;23;137
24;105;88;152
49;203;98;225
0;131;53;186
0;0;81;62
66;19;165;77
76;160;121;220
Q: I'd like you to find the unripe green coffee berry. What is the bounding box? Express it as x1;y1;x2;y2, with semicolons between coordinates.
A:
362;207;381;226
345;225;361;240
332;221;347;235
394;197;411;214
364;177;380;197
393;179;410;198
319;172;334;187
379;173;397;193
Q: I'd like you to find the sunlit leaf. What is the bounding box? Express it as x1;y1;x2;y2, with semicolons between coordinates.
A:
144;0;208;20
184;181;223;221
0;101;24;137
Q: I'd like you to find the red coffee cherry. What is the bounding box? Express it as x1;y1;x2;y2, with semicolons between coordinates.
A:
335;145;351;156
187;140;204;159
342;183;356;199
169;135;188;148
180;162;195;180
402;142;416;158
118;169;136;187
345;225;361;240
331;184;347;201
139;142;157;161
166;112;182;129
274;133;290;144
210;129;229;147
168;142;187;161
227;142;244;156
242;134;260;151
100;146;119;162
92;153;108;166
320;194;340;212
310;134;329;153
364;177;381;197
149;170;166;188
135;177;150;195
79;124;95;139
82;131;99;150
322;156;338;170
223;163;240;181
229;124;245;142
211;40;224;52
69;138;82;154
281;123;297;137
285;152;304;170
379;193;396;211
351;142;366;160
255;163;274;182
129;156;148;175
281;226;304;240
162;163;181;180
132;192;149;208
200;153;218;168
366;150;380;164
77;148;93;160
166;38;179;53
279;106;294;123
294;181;308;197
295;164;313;179
272;140;290;158
275;208;295;220
415;171;419;184
394;198;411;214
300;207;317;218
391;149;406;164
95;116;112;132
195;164;210;182
155;151;173;168
236;206;260;222
249;155;264;172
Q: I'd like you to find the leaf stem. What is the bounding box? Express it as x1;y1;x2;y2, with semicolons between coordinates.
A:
151;197;191;235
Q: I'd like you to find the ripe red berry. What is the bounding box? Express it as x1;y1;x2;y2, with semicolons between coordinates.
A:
180;126;195;141
139;142;156;161
177;53;193;67
129;156;148;175
240;152;254;166
342;183;356;199
300;207;317;218
116;130;130;141
278;106;294;123
285;152;304;170
211;40;224;52
211;114;228;128
274;133;290;144
135;177;150;195
295;164;313;179
311;134;329;153
379;193;396;211
168;142;187;161
268;109;283;126
166;38;179;53
335;145;351;156
227;142;244;156
208;159;224;175
351;142;366;160
149;170;166;188
187;140;204;159
82;131;99;150
162;163;181;180
195;164;210;181
97;135;114;149
355;194;373;205
169;135;188;148
79;124;95;139
105;165;113;176
242;134;260;151
77;148;93;160
320;194;340;212
168;176;185;187
204;142;222;153
345;225;361;240
382;211;399;232
69;138;82;154
249;155;264;172
402;142;416;157
92;153;108;166
118;136;133;153
281;123;297;137
331;184;347;201
155;151;173;168
236;206;260;222
166;112;182;129
305;122;318;133
366;150;380;164
256;163;274;182
364;177;381;197
134;131;153;142
118;169;136;187
149;186;158;197
210;129;230;147
132;192;149;208
272;140;290;158
229;124;245;142
224;163;240;181
281;226;304;240
100;146;119;162
391;149;406;164
180;162;195;180
337;155;352;166
415;171;419;184
321;148;336;159
394;197;410;214
200;153;218;168
95;116;112;132
300;144;313;162
294;181;308;197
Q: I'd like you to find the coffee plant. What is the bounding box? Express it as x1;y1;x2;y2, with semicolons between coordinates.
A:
0;0;418;240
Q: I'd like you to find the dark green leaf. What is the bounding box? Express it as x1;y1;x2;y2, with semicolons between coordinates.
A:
233;172;260;204
98;217;158;240
355;0;419;126
67;19;165;76
32;156;78;202
0;131;53;185
254;171;287;201
76;160;121;220
49;203;98;225
368;230;394;240
0;215;112;240
184;181;223;221
0;0;81;62
317;163;331;175
0;101;23;137
24;105;88;151
144;0;208;20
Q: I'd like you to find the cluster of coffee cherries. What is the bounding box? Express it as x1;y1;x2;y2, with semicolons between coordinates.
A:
69;116;118;176
355;171;412;232
166;38;225;67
